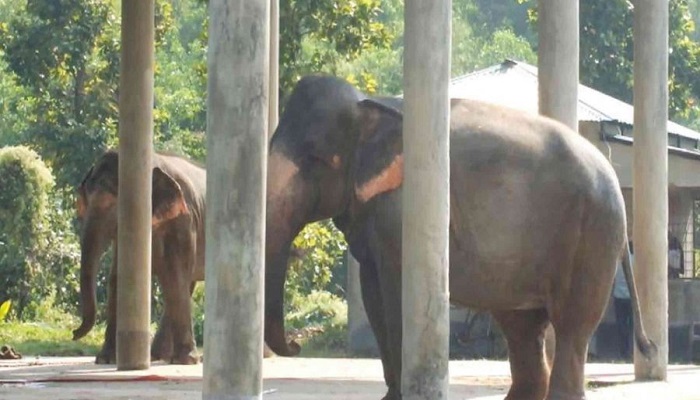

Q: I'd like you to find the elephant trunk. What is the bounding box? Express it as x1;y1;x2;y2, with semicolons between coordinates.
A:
264;150;306;357
264;239;301;356
72;219;109;341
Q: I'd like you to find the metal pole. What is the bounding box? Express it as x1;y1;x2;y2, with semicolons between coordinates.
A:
633;0;668;381
203;0;269;398
402;1;451;399
538;0;579;131
116;0;154;371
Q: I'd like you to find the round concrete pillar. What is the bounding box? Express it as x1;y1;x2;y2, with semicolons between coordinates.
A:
116;0;154;371
402;1;451;399
269;0;279;139
203;0;270;398
633;0;669;381
538;0;579;131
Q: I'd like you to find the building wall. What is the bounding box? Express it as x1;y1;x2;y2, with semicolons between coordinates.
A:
579;121;700;188
581;121;698;277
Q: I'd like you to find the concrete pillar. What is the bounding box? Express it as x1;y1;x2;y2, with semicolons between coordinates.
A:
269;0;279;139
346;252;378;354
633;0;668;381
116;0;154;371
537;0;579;359
537;0;579;131
203;0;269;398
402;1;451;399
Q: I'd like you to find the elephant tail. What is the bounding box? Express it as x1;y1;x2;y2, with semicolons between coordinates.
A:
622;238;658;360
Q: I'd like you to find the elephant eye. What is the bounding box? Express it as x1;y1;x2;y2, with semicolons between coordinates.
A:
302;153;324;166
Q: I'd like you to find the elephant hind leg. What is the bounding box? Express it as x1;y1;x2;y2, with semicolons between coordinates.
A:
547;275;612;400
493;308;550;400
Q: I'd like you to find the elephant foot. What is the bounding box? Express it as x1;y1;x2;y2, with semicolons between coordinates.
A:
171;348;200;365
263;343;275;358
505;381;549;400
381;385;401;400
151;348;173;362
95;347;116;364
545;389;585;400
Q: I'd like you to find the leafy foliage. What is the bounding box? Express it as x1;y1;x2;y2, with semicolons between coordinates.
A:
192;282;205;346
336;0;537;95
0;146;80;319
521;0;700;129
279;0;393;96
285;290;348;356
0;0;206;186
153;0;207;161
0;300;11;321
286;220;348;309
0;0;120;188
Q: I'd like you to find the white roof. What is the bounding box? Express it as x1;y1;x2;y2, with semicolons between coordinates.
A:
449;59;700;142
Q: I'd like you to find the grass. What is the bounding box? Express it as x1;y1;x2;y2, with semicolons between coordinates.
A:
285;290;349;357
0;320;103;357
0;290;350;359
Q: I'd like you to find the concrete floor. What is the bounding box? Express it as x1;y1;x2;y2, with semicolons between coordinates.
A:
1;356;699;399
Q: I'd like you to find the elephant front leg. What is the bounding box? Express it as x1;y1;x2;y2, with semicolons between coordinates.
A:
359;259;400;400
158;255;198;364
376;255;403;400
96;250;118;364
151;313;173;362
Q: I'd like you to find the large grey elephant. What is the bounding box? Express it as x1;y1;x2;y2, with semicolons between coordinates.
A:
263;76;655;400
72;150;205;364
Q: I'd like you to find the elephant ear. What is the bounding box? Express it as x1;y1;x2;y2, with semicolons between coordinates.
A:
152;167;189;226
76;166;94;219
353;99;404;203
76;151;120;218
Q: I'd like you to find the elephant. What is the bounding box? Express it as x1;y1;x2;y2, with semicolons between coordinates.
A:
71;150;205;365
263;75;656;400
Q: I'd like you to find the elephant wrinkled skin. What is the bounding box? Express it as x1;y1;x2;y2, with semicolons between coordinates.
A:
264;76;655;400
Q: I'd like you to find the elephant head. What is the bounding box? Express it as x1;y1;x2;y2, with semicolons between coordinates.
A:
265;75;403;356
72;150;190;340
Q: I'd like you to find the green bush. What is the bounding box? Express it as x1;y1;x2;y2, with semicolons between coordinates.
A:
0;146;80;319
286;290;347;328
192;282;205;346
286;220;347;307
286;290;348;356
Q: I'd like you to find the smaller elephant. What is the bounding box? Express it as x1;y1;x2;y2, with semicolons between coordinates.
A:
72;150;205;364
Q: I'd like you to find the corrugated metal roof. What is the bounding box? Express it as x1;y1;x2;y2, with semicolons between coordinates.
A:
449;59;700;141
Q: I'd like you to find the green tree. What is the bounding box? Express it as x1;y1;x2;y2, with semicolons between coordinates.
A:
336;0;537;95
153;0;207;161
278;0;393;96
0;146;80;320
0;0;120;188
522;0;700;128
0;0;193;186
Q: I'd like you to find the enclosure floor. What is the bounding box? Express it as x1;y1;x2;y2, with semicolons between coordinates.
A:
1;357;699;399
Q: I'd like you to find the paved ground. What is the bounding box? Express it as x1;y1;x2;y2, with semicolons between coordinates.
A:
0;356;699;399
